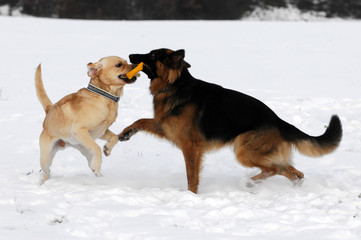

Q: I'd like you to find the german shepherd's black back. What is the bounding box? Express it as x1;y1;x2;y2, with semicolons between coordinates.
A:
118;48;342;193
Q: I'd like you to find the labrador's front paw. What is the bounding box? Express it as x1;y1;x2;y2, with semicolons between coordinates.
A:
103;136;118;156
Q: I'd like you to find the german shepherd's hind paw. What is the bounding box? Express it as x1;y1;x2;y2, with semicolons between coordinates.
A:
291;177;304;187
118;128;138;141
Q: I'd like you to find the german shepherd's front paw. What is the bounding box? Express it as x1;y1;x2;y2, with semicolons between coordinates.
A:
119;128;138;141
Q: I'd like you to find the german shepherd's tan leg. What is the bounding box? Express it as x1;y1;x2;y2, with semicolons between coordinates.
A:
234;143;278;183
249;165;304;185
101;129;118;156
234;130;302;184
250;167;278;182
278;166;304;183
180;142;203;194
118;118;165;141
234;134;274;182
251;165;304;184
72;128;102;176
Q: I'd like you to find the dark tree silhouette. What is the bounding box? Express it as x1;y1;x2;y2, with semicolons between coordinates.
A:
1;0;361;19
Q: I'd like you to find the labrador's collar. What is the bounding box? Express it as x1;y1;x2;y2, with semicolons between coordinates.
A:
87;83;120;103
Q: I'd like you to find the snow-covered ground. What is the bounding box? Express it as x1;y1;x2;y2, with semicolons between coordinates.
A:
0;16;361;239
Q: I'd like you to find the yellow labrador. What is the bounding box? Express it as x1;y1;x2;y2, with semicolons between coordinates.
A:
35;56;138;182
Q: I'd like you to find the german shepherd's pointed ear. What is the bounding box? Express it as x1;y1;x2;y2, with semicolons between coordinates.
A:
184;61;191;68
171;49;191;68
172;50;185;65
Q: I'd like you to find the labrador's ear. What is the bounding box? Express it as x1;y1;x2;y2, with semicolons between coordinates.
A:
87;62;103;77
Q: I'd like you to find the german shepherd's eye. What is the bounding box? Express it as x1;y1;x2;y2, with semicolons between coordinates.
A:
115;63;122;67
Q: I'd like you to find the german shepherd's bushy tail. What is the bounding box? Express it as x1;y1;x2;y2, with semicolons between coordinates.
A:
35;64;53;114
279;115;342;157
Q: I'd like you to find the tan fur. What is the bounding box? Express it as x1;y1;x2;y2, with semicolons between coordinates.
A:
35;65;53;114
233;129;304;183
36;56;135;182
154;61;182;85
295;140;335;157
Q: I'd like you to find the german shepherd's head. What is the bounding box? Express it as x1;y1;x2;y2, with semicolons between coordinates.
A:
129;49;191;93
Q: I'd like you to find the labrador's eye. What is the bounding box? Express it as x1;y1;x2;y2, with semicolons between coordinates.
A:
116;63;122;67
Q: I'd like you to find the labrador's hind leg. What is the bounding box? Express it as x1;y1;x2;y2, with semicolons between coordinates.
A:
39;131;59;182
72;128;103;176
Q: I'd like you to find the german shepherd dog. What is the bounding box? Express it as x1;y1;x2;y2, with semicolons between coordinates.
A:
117;48;342;193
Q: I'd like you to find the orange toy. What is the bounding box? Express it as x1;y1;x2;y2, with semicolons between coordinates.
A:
126;62;144;79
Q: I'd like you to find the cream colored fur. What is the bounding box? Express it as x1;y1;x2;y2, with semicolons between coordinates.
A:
35;56;136;182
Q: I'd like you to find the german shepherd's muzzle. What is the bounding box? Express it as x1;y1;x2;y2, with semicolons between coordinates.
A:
129;53;157;80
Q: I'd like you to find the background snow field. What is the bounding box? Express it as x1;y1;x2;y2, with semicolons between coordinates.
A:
1;17;361;239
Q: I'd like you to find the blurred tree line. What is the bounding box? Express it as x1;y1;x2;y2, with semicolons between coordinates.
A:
1;0;361;19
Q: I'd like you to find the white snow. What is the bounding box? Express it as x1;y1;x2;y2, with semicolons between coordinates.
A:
1;16;361;239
